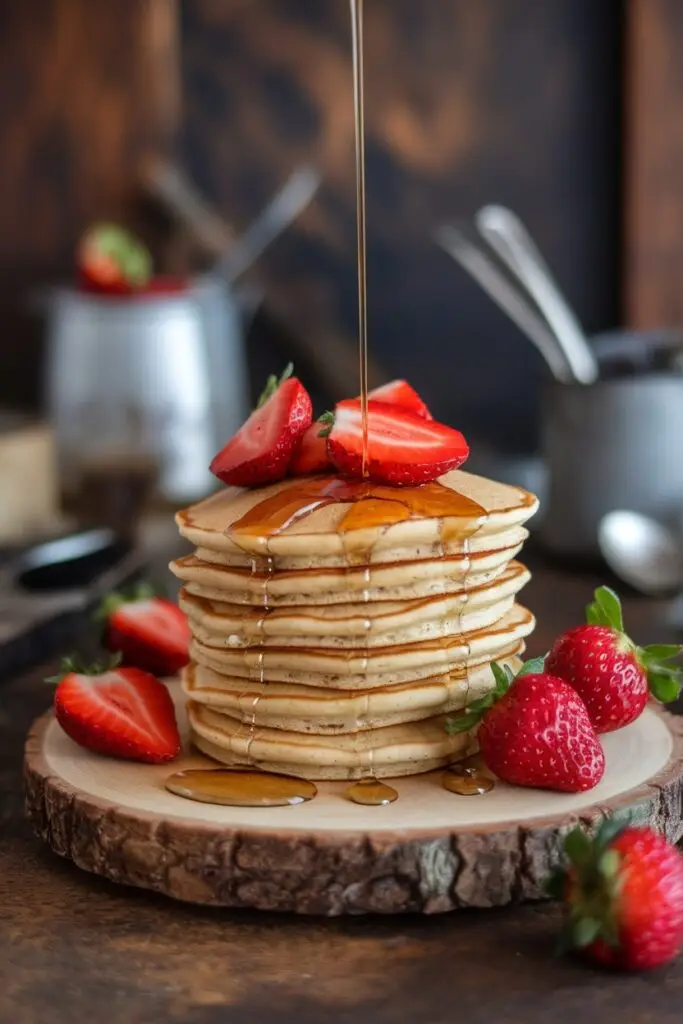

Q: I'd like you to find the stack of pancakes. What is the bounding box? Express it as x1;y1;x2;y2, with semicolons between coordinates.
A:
170;469;538;780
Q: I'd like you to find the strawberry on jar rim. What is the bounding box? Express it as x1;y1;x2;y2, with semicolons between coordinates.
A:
99;584;190;677
447;658;605;793
210;364;313;488
49;655;181;764
547;816;683;972
546;586;683;733
77;223;152;295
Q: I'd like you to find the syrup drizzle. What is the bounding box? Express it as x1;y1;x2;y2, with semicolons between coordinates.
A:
345;777;398;805
166;768;317;807
442;755;494;796
350;0;369;477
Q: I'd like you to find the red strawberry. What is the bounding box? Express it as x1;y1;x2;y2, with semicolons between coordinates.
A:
77;223;152;295
368;379;433;419
447;659;605;793
290;413;335;475
547;817;683;971
100;585;190;676
50;657;181;763
210;364;313;487
327;399;469;485
546;586;682;733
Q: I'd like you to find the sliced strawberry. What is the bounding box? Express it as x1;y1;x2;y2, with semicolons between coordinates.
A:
77;223;152;295
290;413;335;475
369;379;432;419
210;365;313;487
100;585;190;676
51;657;180;763
327;399;469;485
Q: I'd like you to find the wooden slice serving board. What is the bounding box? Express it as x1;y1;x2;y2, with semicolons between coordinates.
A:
24;684;683;916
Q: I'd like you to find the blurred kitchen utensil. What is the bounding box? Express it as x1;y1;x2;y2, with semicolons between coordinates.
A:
476;205;599;384
540;368;683;557
0;412;59;544
598;510;683;596
435;224;573;383
143;156;384;398
0;528;144;681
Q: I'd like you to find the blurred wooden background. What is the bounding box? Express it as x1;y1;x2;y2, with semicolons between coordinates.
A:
0;0;679;454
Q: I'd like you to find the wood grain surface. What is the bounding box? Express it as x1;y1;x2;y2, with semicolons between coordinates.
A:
4;553;683;1022
0;0;620;453
625;0;683;328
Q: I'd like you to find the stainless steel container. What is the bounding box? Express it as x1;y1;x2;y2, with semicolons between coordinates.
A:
44;282;250;505
539;373;683;557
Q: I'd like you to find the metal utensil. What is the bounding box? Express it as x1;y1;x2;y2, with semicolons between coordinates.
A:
0;528;145;680
476;205;599;384
598;510;683;596
217;166;321;283
435;224;574;383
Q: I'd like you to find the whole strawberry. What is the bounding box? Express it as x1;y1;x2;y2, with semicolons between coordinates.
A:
546;586;683;733
447;660;605;793
547;816;683;971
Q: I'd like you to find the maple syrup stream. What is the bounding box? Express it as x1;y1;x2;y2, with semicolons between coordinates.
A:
166;0;496;808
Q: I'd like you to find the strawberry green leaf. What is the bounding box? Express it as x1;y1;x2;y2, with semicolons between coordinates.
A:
46;651;122;684
96;581;156;621
491;661;512;694
445;711;482;735
642;643;682;662
593;811;632;850
564;826;593;867
257;364;294;409
516;654;547;678
586;586;623;632
572;917;601;948
598;850;621;881
317;411;335;438
648;669;682;704
586;604;602;626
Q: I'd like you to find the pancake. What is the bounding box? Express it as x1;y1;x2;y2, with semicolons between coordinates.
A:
188;701;479;780
175;466;539;780
169;539;526;606
180;564;530;649
182;652;522;732
190;604;534;688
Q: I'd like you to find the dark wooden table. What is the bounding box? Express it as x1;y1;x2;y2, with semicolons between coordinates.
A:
3;553;683;1024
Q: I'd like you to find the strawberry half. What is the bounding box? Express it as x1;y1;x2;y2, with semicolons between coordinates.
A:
77;223;152;295
369;379;432;419
210;364;313;487
547;816;683;971
100;585;190;676
290;413;335;475
546;586;683;733
447;658;605;793
51;656;181;763
327;399;469;485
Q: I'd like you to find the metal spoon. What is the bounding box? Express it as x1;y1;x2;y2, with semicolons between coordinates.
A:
598;510;683;596
476;205;599;385
435;224;576;383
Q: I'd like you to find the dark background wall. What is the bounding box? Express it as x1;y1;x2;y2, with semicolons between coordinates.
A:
0;0;624;453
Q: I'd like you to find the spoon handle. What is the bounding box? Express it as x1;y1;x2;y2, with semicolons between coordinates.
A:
435;224;576;383
476;205;599;385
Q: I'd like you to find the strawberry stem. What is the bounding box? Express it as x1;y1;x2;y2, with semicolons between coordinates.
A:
317;411;335;438
586;586;683;704
445;655;547;735
256;363;294;409
46;651;122;684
